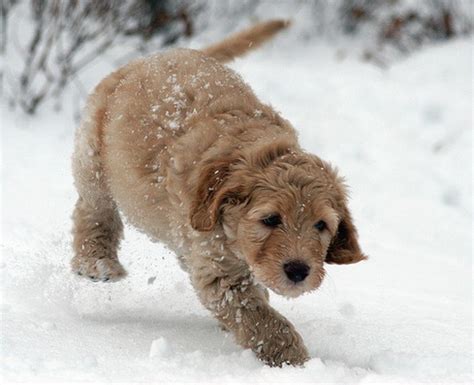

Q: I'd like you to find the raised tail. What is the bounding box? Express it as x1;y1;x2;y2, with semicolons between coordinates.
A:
202;19;290;63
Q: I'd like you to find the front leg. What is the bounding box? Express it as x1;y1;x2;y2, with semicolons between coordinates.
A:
226;287;309;367
191;257;309;366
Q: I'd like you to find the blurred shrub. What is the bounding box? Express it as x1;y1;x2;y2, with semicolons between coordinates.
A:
2;0;198;114
339;0;472;65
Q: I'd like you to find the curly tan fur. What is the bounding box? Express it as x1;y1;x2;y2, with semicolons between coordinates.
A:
71;20;366;367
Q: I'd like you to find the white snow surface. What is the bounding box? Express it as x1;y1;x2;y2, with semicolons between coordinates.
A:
1;37;472;384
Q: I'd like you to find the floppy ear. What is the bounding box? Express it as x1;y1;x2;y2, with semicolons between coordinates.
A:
325;210;367;264
190;157;242;231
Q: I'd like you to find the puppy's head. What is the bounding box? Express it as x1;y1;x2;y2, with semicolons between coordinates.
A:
190;141;367;297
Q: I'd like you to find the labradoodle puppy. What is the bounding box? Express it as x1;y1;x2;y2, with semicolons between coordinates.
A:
71;20;367;367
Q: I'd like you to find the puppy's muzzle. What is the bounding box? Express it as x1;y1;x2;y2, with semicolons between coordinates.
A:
283;261;309;283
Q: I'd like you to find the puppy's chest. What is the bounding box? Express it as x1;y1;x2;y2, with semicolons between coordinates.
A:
182;232;249;277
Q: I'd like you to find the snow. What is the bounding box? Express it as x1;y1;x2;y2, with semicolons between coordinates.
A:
149;337;170;359
1;34;472;383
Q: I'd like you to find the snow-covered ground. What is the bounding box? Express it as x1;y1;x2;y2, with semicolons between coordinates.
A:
1;33;472;383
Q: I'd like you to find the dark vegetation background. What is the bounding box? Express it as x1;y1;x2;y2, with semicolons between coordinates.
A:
1;0;472;116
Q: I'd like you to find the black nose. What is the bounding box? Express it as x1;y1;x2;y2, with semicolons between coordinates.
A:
283;261;310;283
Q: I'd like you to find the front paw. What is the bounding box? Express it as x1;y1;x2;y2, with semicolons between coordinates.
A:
255;328;309;367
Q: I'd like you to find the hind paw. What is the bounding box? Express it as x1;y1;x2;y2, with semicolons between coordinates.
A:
71;257;127;282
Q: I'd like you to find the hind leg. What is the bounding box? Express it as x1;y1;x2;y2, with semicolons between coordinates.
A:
71;110;127;282
71;196;126;282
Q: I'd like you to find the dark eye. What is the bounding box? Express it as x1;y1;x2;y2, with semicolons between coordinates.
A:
314;220;327;231
262;215;282;227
